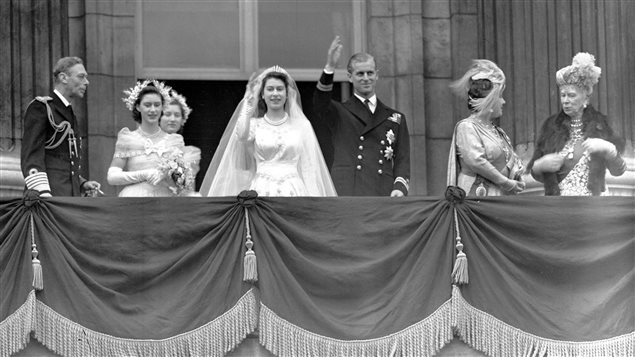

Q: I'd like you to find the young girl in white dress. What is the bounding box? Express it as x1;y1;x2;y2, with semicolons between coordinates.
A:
107;80;189;197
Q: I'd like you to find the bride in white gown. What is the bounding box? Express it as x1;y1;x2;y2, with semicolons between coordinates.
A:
200;66;336;197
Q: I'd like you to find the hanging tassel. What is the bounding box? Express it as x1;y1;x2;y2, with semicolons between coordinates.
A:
451;207;468;285
30;215;43;290
243;208;258;283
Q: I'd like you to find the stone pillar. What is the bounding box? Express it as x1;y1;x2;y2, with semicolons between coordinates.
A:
422;0;479;196
82;0;137;195
0;0;70;198
367;0;426;195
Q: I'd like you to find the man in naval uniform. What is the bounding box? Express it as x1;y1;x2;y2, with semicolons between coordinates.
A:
21;56;101;197
312;36;410;196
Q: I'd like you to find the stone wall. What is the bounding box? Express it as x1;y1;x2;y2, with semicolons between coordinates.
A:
367;0;426;195
82;0;137;196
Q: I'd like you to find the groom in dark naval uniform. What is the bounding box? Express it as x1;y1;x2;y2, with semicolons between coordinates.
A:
312;36;410;196
21;56;101;197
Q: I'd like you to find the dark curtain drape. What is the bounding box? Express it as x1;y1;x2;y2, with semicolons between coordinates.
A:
1;195;633;357
1;197;256;356
453;197;634;356
254;197;455;356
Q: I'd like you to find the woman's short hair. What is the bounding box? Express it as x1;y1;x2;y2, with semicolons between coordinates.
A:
132;85;164;123
467;79;494;111
169;99;184;116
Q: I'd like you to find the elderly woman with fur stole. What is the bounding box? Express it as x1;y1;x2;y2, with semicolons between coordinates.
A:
527;53;626;196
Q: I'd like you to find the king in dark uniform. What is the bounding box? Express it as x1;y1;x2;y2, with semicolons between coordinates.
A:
21;56;101;197
312;36;410;196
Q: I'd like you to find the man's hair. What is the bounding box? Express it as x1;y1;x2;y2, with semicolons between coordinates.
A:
347;53;375;74
53;57;83;83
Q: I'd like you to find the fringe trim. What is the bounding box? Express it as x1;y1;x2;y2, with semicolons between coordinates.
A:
259;300;454;357
32;289;258;357
452;285;635;357
0;290;36;357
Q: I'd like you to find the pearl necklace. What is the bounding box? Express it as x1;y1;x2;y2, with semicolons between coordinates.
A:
263;114;288;126
472;115;511;161
138;127;162;139
560;118;583;159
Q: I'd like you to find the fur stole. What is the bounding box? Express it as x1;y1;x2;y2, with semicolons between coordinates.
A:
528;106;624;196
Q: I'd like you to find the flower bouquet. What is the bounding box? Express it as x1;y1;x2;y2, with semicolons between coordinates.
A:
159;152;195;195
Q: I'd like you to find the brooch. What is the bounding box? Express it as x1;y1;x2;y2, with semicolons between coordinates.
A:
384;129;395;160
388;113;402;124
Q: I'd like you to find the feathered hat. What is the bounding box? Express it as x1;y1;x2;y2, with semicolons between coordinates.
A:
556;52;601;94
450;59;506;113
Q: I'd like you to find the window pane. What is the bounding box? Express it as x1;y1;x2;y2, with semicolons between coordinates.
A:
142;0;240;68
258;0;353;69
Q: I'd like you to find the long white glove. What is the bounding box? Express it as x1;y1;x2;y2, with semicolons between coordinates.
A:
107;167;163;186
235;96;256;141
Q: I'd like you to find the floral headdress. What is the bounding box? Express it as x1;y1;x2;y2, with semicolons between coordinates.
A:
450;59;506;114
168;89;192;121
556;52;601;94
122;79;172;111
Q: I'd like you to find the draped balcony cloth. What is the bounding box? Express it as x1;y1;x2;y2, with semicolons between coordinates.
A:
0;197;257;357
452;197;634;357
253;197;456;357
0;194;633;357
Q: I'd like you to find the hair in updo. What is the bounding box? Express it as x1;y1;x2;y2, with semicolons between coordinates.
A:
467;79;493;111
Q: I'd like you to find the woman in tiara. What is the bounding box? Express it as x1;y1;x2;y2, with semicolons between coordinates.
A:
107;80;193;197
199;65;337;197
160;88;201;192
527;53;626;196
446;59;525;196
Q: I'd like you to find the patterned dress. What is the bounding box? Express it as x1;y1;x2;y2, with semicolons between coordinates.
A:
528;107;626;196
243;117;308;196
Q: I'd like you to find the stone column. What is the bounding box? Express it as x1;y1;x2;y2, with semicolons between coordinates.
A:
0;0;70;198
367;0;426;195
82;0;137;195
422;0;479;196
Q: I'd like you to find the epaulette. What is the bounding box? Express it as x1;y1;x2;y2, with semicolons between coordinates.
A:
30;96;76;151
34;96;53;103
